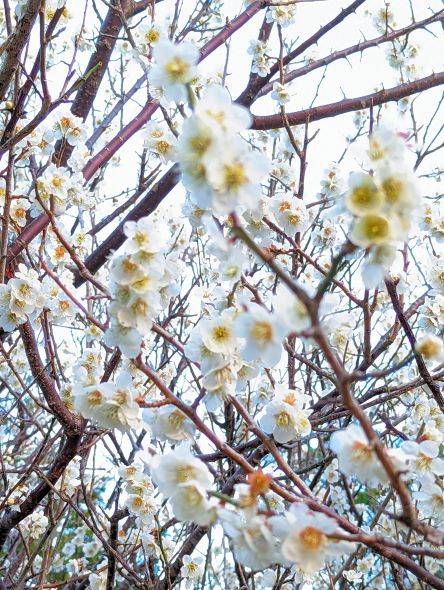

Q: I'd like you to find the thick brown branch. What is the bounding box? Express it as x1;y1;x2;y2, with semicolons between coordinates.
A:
0;0;43;102
19;321;84;434
251;72;444;129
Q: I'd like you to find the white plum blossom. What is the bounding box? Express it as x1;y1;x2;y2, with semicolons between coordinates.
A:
144;121;178;162
180;555;204;588
235;306;286;367
104;215;175;358
148;38;199;102
415;334;444;364
401;439;444;478
346;130;420;286
330;424;389;485
271;195;310;235
248;39;270;77
150;444;216;526
270;504;355;574
413;477;444;522
271;83;291;106
266;6;297;27
144;405;196;441
73;371;142;431
219;508;283;571
177;84;269;215
199;310;237;355
260;387;311;443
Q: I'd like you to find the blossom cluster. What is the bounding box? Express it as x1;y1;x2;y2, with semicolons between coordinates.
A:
176;85;270;215
0;263;76;332
345;129;420;287
104;217;180;358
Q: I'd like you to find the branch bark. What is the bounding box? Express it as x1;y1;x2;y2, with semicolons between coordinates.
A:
0;0;43;102
251;72;444;129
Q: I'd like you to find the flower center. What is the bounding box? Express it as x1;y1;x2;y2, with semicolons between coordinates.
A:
368;139;385;161
189;134;212;156
361;215;390;240
134;230;150;247
55;245;66;260
122;259;138;272
156;140;171;154
184;485;202;506
132;495;144;508
287;213;302;225
276;411;291;427
146;30;159;44
283;392;296;406
250;321;273;344
87;390;103;406
132;299;149;315
351;440;373;461
223;163;247;191
300;526;326;550
382;177;404;204
212;325;230;342
165;57;189;81
176;466;195;483
59;300;70;311
416;454;433;470
18;284;31;297
279;201;292;212
351;183;381;209
168;410;185;428
417;339;440;359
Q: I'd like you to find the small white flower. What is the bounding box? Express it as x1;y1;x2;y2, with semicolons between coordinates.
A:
144;122;177;162
195;85;252;133
235;306;286;367
150;444;216;526
150;443;212;496
123;217;167;255
270;503;355;574
104;322;143;359
180;555;203;588
148;39;199;103
415;334;444;364
401;439;444;477
361;244;397;289
343;570;363;582
144;405;195;441
140;532;161;558
266;6;297;27
199;310;237;355
271;82;290;106
350;212;396;248
345;173;384;216
330;424;387;485
260;387;311;444
73;372;141;431
367;128;406;165
219;508;282;571
413;477;444;522
271;195;309;235
206;143;270;214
